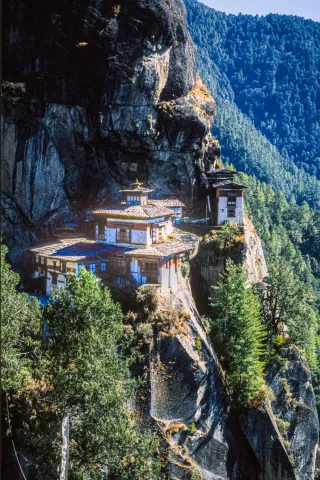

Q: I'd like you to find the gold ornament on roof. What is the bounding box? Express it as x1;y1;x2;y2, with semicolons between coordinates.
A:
134;178;144;187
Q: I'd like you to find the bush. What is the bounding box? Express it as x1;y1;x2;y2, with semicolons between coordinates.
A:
151;309;178;333
181;261;190;278
135;323;153;342
195;338;202;351
136;285;158;319
275;417;290;437
189;423;196;435
249;383;275;408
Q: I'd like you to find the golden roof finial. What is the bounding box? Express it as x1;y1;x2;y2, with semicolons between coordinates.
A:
134;178;143;186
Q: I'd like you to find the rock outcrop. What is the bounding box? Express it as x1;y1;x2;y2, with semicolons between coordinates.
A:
148;282;303;479
190;216;267;313
2;0;218;263
267;347;319;480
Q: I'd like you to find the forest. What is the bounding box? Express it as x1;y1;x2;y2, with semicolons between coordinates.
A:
185;0;320;413
186;0;320;208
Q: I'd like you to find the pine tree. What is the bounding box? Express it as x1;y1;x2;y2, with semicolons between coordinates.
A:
210;259;267;405
255;257;318;368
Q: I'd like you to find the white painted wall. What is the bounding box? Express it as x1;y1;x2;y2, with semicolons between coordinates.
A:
165;220;173;236
130;260;141;284
131;229;147;245
46;271;67;296
160;266;169;292
217;196;244;225
169;263;178;292
106;227;116;243
146;227;152;246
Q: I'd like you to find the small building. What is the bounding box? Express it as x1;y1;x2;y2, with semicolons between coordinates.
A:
204;168;247;225
29;182;192;295
92;181;182;244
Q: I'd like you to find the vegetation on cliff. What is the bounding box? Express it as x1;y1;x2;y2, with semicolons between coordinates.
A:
1;250;161;479
210;259;267;405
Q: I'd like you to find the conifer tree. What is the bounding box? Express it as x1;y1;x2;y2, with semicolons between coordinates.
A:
210;259;267;405
255;257;318;368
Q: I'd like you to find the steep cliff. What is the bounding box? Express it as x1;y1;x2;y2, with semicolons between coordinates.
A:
2;0;219;263
190;216;267;312
146;281;300;480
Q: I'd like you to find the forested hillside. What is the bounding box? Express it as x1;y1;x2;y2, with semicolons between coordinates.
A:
185;0;320;208
185;0;320;410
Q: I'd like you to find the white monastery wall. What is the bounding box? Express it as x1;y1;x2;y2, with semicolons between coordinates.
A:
217;196;244;225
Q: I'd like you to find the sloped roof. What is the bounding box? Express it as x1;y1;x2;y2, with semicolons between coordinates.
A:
207;168;239;175
30;239;132;261
125;240;192;258
120;186;153;194
147;199;185;208
211;180;248;189
92;205;176;219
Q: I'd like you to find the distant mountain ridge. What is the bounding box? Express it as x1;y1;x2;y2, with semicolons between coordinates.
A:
185;0;320;208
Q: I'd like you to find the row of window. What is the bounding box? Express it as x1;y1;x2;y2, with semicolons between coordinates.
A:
78;263;106;273
127;195;140;202
95;226;164;244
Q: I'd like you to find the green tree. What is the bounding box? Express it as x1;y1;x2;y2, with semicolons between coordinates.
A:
19;269;161;480
1;244;41;391
210;259;267;405
255;257;318;368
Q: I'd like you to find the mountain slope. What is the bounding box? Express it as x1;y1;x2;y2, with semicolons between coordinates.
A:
185;0;320;208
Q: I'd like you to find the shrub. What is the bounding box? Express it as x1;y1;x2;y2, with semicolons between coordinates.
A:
181;261;190;278
275;417;290;437
151;309;178;333
135;323;153;342
250;384;276;408
136;285;158;319
195;338;202;351
189;423;196;435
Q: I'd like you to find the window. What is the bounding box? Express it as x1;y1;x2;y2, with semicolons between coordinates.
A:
95;224;99;235
158;227;163;242
151;229;156;243
36;255;39;263
61;263;66;273
114;276;121;285
142;262;158;275
176;258;181;271
117;228;130;243
41;256;44;264
90;264;96;273
127;195;139;204
227;206;236;218
101;262;106;272
227;192;237;218
53;261;57;268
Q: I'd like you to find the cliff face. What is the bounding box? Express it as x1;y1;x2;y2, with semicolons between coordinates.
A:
148;282;301;480
190;217;267;312
2;0;219;262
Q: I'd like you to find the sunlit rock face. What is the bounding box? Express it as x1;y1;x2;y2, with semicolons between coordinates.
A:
2;0;218;263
